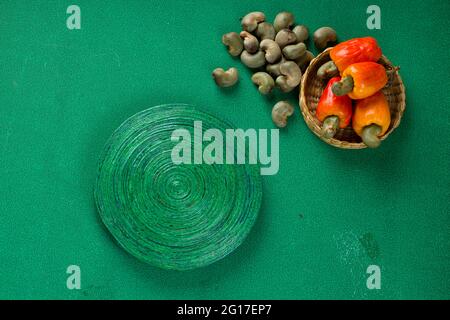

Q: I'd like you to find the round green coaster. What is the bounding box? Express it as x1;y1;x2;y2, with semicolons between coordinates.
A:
94;104;262;270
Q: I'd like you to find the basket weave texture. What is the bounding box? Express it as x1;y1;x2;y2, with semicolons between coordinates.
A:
300;48;406;149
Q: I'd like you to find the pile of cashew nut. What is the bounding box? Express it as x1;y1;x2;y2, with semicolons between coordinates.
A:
213;11;338;128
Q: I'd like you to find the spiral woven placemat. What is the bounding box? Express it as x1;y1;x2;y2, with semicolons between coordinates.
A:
94;104;262;270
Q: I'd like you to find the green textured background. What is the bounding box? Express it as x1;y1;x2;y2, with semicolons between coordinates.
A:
1;0;449;300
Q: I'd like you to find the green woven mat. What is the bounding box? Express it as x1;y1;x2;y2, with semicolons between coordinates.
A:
94;104;262;270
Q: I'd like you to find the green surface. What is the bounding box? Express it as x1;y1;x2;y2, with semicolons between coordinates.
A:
0;0;449;299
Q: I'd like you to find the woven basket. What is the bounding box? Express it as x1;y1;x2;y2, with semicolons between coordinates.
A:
300;48;406;149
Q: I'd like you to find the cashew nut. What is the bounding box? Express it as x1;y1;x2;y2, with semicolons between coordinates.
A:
317;61;339;79
273;12;295;32
240;50;266;69
313;27;337;51
293;25;309;43
266;56;286;77
256;22;276;40
251;72;275;95
279;61;302;87
272;101;294;128
276;61;302;93
241;12;265;32
260;39;282;64
295;50;315;72
282;42;306;60
274;29;297;48
276;76;294;93
222;32;244;57
240;31;259;54
212;67;239;87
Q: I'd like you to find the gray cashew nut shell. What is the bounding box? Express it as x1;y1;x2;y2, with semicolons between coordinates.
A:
222;32;244;57
272;101;294;128
273;12;295;32
212;67;239;87
266;56;286;77
282;42;307;60
256;22;276;40
295;50;315;72
317;61;339;79
251;72;275;95
276;76;295;93
260;39;282;64
279;61;302;87
313;27;337;51
275;29;297;48
293;25;309;43
240;50;266;69
240;31;259;54
241;11;266;32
